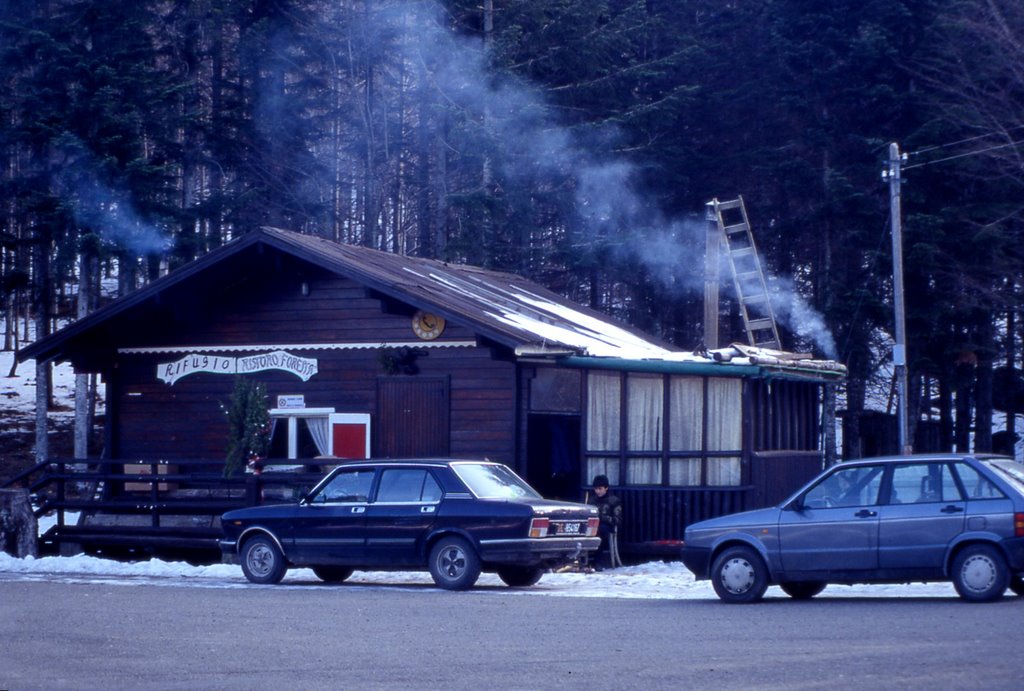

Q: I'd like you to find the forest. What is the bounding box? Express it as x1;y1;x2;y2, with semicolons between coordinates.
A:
1;0;1022;459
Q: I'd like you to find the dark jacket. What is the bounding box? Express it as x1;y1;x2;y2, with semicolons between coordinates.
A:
590;492;623;532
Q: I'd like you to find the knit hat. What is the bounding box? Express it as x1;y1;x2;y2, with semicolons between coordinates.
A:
592;474;610;488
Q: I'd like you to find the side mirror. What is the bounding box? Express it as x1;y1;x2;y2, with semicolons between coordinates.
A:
298;487;313;504
786;496;805;512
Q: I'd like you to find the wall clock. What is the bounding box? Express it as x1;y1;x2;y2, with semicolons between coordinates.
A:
411;310;446;340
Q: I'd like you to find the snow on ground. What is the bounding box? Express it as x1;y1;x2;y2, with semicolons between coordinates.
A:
0;550;962;600
0;513;959;600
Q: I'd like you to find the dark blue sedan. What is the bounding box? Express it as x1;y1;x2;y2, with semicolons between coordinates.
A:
681;454;1024;603
220;459;600;590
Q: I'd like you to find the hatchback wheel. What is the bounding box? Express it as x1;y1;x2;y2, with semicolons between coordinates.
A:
429;536;482;590
497;566;544;587
240;535;287;585
951;544;1009;602
312;566;354;583
780;581;827;600
711;546;769;604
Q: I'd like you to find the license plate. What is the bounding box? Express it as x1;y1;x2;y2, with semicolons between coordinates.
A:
558;522;581;534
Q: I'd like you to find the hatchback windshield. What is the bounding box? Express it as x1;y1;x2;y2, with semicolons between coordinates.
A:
453;463;541;499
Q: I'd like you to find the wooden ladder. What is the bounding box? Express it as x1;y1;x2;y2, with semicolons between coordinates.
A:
708;196;782;350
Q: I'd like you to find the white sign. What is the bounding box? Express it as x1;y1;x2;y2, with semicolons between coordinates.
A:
276;395;306;409
157;350;319;385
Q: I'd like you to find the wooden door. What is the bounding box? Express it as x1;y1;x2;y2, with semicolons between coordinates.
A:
377;377;450;458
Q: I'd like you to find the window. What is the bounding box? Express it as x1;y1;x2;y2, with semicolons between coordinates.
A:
587;372;621;485
268;407;335;459
314;469;375;503
706;379;742;486
804;465;883;508
626;375;662;485
890;463;961;504
376;469;442;503
955;463;1007;500
584;372;747;488
669;377;703;485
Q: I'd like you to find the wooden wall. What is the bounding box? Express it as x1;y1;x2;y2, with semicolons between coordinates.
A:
105;258;517;464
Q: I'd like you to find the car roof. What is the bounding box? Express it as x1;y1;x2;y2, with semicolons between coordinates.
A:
835;453;1013;466
331;458;502;468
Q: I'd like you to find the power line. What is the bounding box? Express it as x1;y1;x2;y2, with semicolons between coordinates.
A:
903;138;1024;171
907;124;1024;157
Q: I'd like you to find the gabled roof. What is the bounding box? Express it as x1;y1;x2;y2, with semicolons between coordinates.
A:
18;227;674;363
18;227;846;381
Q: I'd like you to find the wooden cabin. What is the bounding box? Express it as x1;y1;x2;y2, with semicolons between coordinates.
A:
19;227;845;556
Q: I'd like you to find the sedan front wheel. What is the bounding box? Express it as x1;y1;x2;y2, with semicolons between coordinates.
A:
428;536;482;590
710;546;769;604
240;535;287;585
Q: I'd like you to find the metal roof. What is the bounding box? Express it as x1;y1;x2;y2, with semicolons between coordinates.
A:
18;227;846;380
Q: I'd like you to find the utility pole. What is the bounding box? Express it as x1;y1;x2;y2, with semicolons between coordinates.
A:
883;142;912;454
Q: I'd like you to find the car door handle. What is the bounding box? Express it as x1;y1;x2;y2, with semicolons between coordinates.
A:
420;506;436;513
854;509;877;518
351;506;366;514
940;505;964;513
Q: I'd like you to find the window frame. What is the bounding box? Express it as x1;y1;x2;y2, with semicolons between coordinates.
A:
584;371;747;488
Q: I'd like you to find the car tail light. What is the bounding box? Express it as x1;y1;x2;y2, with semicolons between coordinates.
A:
529;517;550;538
1015;513;1024;538
586;517;600;537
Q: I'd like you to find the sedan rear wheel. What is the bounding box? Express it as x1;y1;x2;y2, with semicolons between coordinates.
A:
711;546;769;604
496;566;544;587
312;566;354;583
951;544;1009;602
240;535;287;585
428;536;482;590
780;581;827;600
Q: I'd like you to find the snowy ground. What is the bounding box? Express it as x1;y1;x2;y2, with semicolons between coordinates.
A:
0;549;963;600
0;512;962;600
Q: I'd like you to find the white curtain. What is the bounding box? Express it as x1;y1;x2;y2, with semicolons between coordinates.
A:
706;378;742;486
587;372;620;451
669;458;701;486
627;457;661;484
707;456;741;485
303;416;331;457
669;377;702;451
627;375;663;451
707;378;742;451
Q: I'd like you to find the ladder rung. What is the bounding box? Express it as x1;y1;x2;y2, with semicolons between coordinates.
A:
715;199;743;211
728;247;754;259
747;318;776;330
723;223;749;235
737;271;761;282
742;294;769;305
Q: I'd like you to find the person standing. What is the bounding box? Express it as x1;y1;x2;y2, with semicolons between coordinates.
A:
588;474;623;569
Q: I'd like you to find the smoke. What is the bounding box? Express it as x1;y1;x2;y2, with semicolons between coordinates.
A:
51;137;170;257
769;276;839;359
377;2;840;359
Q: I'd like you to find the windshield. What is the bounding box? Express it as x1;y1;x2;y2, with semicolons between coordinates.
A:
452;463;541;500
986;459;1024;495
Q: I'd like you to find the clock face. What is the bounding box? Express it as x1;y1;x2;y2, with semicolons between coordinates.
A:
412;311;446;340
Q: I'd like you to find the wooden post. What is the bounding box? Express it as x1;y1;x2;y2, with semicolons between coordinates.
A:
704;201;721;349
0;488;38;558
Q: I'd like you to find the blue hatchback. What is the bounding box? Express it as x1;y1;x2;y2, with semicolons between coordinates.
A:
681;454;1024;602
